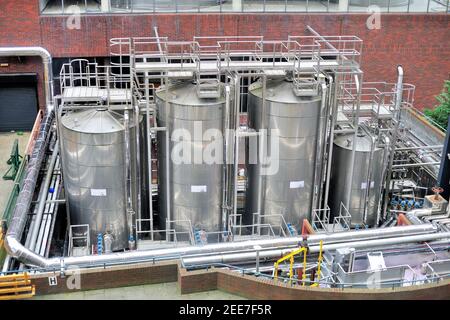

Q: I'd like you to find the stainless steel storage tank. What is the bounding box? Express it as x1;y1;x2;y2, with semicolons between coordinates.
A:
245;79;322;231
156;82;225;234
328;131;384;227
60;108;140;251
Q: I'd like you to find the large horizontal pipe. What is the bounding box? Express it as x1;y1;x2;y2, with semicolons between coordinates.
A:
306;224;436;245
182;232;450;266
308;232;450;253
392;162;441;169
15;224;439;269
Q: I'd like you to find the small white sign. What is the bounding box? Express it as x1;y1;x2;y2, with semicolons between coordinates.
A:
290;181;305;189
91;189;107;197
191;185;207;193
362;181;375;190
48;276;58;286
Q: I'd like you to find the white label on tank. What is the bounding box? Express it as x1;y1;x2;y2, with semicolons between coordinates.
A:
191;185;207;193
290;181;305;189
362;181;375;190
91;189;107;197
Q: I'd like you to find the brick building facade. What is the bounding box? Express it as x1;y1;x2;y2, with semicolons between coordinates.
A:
0;1;449;110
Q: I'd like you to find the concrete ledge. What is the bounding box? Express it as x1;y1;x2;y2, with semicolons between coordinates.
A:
31;261;178;295
30;261;450;299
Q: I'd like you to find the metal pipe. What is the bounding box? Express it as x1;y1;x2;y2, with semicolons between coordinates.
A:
2;47;55;268
376;134;390;225
4;111;54;268
8;223;437;269
0;47;53;110
232;74;241;222
256;75;267;229
28;143;59;251
144;59;154;241
424;209;450;222
308;232;450;253
361;125;376;225
123;110;134;245
345;73;362;210
407;208;433;218
395;145;443;151
222;84;232;234
405;213;424;225
183;231;450;265
306;224;436;245
391;162;441;169
383;65;404;218
312;80;328;210
163;77;171;240
324;76;338;207
134;104;142;239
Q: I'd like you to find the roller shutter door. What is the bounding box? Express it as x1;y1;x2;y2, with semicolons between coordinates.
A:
0;74;38;132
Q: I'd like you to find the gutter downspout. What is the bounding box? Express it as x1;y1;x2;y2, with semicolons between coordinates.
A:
1;47;55;267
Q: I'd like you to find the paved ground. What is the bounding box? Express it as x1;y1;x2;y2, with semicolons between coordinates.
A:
33;282;246;300
0;132;31;216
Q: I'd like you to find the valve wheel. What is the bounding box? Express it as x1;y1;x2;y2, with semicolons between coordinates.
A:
432;187;444;199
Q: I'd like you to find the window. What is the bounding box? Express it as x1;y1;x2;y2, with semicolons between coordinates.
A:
40;0;450;14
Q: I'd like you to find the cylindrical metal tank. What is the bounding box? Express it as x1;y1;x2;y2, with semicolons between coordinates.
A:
328;131;384;227
60;108;141;251
245;79;322;230
156;82;225;234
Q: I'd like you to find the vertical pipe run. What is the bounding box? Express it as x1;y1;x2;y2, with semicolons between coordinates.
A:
233;74;241;225
312;80;328;210
123;110;134;246
256;75;267;234
361;126;376;225
28;143;59;252
324;76;338;209
344;74;362;210
164;77;171;241
383;66;404;219
376;135;390;226
222;85;232;236
144;60;154;241
134;104;142;239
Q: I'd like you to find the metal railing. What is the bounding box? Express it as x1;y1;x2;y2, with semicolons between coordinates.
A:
41;0;450;15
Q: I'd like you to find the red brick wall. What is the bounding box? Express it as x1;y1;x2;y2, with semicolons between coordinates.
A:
0;57;45;108
0;1;449;110
31;261;450;299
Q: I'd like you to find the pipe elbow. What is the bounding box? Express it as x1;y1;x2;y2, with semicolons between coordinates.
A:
397;65;404;77
4;236;21;258
4;235;53;268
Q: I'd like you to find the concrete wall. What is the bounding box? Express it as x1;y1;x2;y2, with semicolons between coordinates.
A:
0;1;449;110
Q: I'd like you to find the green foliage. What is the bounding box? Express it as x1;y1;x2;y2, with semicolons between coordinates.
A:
424;80;450;130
